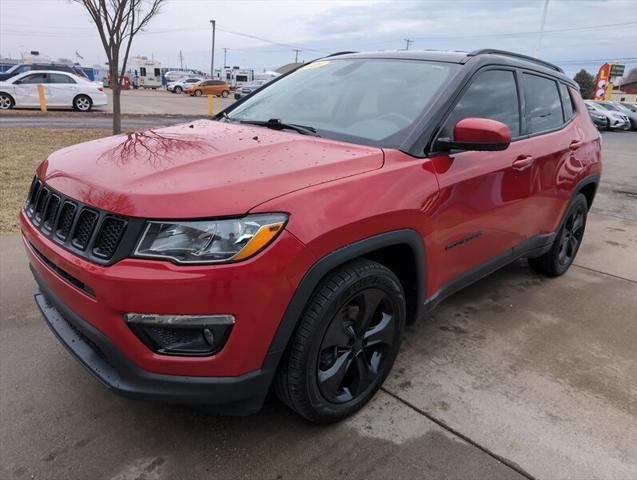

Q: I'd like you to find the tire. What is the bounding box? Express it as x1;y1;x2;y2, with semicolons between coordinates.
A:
194;89;202;97
73;95;92;112
275;258;406;423
174;86;182;94
0;92;14;110
606;119;612;131
529;193;588;277
221;90;229;98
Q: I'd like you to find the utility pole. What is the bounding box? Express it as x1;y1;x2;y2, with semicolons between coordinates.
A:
403;38;413;50
534;0;550;58
179;49;183;69
223;48;229;68
210;19;216;77
293;49;301;63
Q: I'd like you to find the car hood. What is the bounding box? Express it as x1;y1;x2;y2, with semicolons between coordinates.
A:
38;120;384;218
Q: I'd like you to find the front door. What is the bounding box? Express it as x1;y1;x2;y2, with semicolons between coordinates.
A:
428;68;538;290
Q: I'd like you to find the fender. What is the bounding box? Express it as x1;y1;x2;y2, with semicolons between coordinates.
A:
261;229;426;372
574;172;601;210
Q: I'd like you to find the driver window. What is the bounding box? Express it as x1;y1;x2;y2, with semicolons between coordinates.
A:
17;73;47;85
440;70;520;139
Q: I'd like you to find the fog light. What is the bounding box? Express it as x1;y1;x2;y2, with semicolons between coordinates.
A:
124;313;234;356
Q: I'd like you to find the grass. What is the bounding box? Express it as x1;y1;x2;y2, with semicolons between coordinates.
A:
0;128;111;234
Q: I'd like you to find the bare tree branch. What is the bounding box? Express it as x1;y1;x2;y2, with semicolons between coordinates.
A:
72;0;165;134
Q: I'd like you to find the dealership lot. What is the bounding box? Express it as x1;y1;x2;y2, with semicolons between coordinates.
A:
0;132;635;479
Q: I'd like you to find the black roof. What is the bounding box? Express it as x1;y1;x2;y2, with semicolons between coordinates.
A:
327;49;575;86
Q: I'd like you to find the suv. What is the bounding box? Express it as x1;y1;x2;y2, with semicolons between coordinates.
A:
22;50;601;423
0;63;88;82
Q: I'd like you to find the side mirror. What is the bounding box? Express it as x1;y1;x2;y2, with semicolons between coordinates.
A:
436;117;512;152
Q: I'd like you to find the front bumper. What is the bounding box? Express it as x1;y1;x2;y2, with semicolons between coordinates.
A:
32;265;273;414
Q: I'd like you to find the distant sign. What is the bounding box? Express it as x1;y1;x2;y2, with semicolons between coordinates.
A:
610;64;625;78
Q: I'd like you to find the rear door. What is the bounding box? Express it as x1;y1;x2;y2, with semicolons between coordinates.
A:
46;73;78;106
520;73;583;234
429;68;538;287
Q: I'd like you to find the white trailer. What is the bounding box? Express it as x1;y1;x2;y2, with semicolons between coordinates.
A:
128;56;162;89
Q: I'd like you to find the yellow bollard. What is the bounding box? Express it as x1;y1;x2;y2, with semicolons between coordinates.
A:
37;84;47;112
208;95;214;116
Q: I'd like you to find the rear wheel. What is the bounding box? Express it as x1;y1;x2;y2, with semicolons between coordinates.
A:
194;89;202;97
221;90;229;98
73;95;92;112
0;92;14;110
529;193;588;276
275;259;405;423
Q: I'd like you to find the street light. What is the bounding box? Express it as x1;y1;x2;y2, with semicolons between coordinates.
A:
210;19;216;77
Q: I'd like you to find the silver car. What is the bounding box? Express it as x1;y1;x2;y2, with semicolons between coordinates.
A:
584;100;630;131
167;77;203;94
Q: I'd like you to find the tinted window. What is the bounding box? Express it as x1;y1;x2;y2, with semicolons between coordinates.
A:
140;67;147;76
441;69;520;139
228;59;457;146
559;83;575;120
17;73;47;84
49;73;76;84
523;73;563;133
211;80;224;86
154;68;160;77
186;78;199;83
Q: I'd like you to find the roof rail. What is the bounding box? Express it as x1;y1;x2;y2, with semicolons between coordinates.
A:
325;51;358;58
467;49;564;73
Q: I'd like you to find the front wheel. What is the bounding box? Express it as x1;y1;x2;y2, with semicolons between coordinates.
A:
0;92;14;110
73;95;92;112
174;86;182;94
194;89;202;97
529;193;588;276
275;258;406;423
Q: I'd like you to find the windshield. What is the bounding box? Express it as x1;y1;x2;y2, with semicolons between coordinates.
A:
227;58;458;147
599;103;619;111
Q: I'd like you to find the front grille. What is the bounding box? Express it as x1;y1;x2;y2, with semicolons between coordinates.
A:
24;177;144;265
93;217;127;259
72;209;98;250
56;202;76;241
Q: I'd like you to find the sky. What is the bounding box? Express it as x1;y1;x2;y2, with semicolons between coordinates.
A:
1;0;636;78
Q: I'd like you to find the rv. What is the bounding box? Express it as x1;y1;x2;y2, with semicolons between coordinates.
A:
215;67;256;90
128;56;162;89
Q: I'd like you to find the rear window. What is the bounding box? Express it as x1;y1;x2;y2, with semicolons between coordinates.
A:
49;73;76;84
523;73;563;134
559;83;575;121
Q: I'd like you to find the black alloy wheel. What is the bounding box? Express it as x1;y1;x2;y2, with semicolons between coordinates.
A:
275;258;405;423
557;203;585;268
529;193;588;276
317;288;396;404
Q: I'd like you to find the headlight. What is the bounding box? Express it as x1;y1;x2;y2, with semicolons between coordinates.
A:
134;213;287;264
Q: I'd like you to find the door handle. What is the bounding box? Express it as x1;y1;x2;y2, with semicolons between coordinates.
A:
569;139;583;150
512;155;534;171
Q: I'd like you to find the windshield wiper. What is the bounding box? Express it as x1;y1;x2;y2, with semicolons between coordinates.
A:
239;118;320;136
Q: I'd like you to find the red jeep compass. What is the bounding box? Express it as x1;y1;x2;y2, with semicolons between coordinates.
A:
22;50;601;423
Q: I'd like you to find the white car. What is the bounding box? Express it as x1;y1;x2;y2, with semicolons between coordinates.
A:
166;77;203;94
0;70;107;112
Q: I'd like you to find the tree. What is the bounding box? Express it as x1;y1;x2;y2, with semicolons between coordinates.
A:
573;69;595;100
74;0;165;134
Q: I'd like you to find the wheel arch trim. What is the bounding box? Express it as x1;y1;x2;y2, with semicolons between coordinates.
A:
262;229;426;371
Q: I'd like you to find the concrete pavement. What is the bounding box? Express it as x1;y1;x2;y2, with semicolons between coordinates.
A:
1;133;636;479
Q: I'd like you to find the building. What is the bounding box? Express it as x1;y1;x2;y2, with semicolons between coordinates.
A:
612;81;637;102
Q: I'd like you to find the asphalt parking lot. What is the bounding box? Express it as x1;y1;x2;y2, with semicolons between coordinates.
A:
1;131;635;480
